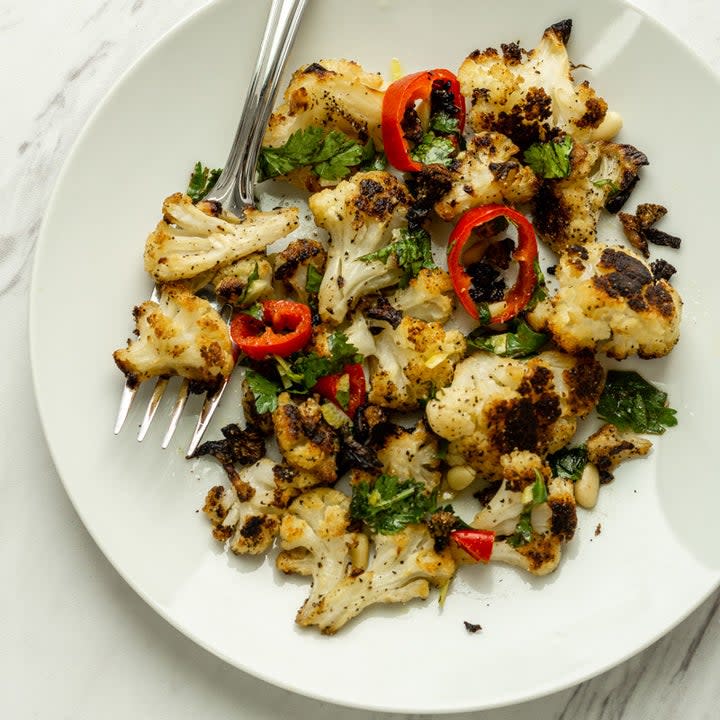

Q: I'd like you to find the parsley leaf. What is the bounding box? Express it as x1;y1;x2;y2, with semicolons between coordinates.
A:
360;227;436;287
467;320;547;358
278;331;362;393
523;136;573;179
235;262;260;306
592;178;620;195
187;162;222;202
597;370;678;434
350;475;436;534
305;264;323;295
548;445;588;482
429;112;460;134
359;138;388;171
257;127;365;182
410;132;456;167
244;370;280;415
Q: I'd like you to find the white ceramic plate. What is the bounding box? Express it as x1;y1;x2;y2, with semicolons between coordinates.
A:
30;0;720;713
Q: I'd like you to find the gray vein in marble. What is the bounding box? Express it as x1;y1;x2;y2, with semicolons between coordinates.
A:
81;0;111;29
674;589;720;678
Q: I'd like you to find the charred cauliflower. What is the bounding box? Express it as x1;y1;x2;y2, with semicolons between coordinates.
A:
273;237;327;303
144;193;298;283
434;132;540;220
375;420;442;492
458;19;621;148
386;267;455;324
203;458;295;555
425;350;604;480
210;253;274;306
532;141;648;253
113;283;234;387
365;316;467;411
272;393;340;486
528;242;682;359
262;59;384;190
309;171;412;324
586;422;653;482
278;487;455;634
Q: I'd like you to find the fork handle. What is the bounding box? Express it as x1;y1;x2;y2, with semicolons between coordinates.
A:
208;0;308;214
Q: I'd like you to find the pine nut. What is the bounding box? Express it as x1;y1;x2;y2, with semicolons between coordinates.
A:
447;465;476;492
575;462;600;509
350;534;369;571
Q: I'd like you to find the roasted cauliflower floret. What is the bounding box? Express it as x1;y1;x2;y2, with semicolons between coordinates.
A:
309;171;412;324
144;193;298;283
278;488;455;635
459;19;621;148
472;452;577;576
273;238;327;303
586;422;652;482
386;267;455;323
365;316;467;412
434;132;540;220
263;59;384;190
425;350;605;480
532;141;648;253
210;253;274;306
203;458;295;555
375;420;442;492
113;283;234;387
527;242;682;359
272;393;340;486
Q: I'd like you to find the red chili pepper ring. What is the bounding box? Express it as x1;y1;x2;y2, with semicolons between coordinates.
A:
447;205;539;325
230;300;313;361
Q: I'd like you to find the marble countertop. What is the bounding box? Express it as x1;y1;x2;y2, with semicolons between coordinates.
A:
2;1;719;718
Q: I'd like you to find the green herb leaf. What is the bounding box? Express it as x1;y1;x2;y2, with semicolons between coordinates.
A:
477;302;492;326
359;138;388;171
257;127;365;182
523;136;573;179
410;131;456;167
235;262;260;306
305;264;323;295
350;475;436;534
526;260;547;311
467;320;547;358
244;370;280;415
360;227;436;287
548;445;588;481
429;112;460;134
597;370;678;434
592;178;620;195
187;162;222;202
242;302;264;321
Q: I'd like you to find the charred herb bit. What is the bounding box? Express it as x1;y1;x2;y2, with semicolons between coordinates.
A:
507;470;547;548
463;621;482;634
187;161;222;202
257;126;365;182
467;320;547;359
192;423;265;467
597;370;678;434
350;475;436;534
548;445;588;481
522;136;573;179
360;227;436;287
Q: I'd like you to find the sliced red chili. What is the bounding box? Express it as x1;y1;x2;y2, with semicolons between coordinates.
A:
230;300;312;361
313;363;366;418
451;528;495;563
447;205;539;324
382;68;465;173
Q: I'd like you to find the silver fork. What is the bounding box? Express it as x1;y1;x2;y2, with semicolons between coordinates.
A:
114;0;308;457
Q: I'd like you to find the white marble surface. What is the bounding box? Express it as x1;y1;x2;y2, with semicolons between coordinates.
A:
2;0;719;717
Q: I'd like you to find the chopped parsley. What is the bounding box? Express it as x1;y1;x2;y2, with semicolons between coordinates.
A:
410;132;456;167
304;264;323;295
257;126;366;182
467;320;547;358
244;370;280;415
187;162;222;202
597;370;678;434
350;475;436;534
522;136;573;179
360;227;436;287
